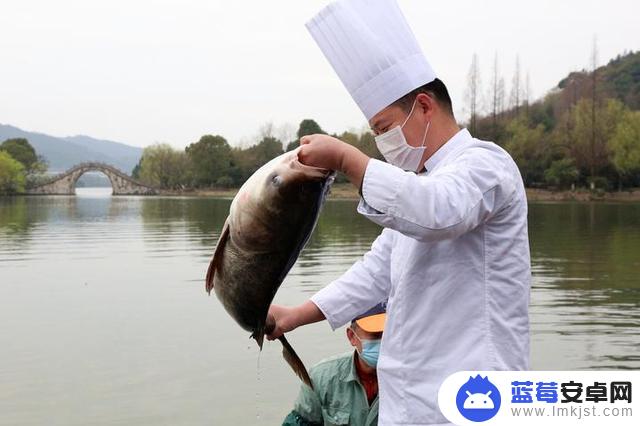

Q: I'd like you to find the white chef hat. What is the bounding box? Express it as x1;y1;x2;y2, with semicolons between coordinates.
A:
306;0;436;121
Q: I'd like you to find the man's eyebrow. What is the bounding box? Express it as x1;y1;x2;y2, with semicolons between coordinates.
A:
371;118;387;131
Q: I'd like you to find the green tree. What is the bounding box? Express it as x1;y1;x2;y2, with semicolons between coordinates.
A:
610;110;640;184
296;119;325;139
0;138;47;176
544;158;580;189
356;131;384;160
338;130;383;160
131;161;141;179
504;117;550;186
231;136;284;185
285;140;299;152
185;135;233;187
568;98;625;180
0;151;26;194
252;136;283;163
285;119;327;152
138;143;188;189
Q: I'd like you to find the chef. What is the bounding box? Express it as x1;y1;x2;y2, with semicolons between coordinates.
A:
267;0;531;425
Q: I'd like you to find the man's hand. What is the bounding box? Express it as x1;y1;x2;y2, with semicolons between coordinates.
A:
299;134;370;188
299;134;349;171
266;300;326;341
265;305;299;340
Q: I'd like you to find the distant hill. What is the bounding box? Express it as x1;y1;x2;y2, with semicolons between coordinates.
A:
558;50;640;110
475;50;640;139
470;50;640;190
0;124;142;173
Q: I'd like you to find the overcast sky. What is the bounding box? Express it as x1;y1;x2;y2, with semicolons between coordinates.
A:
1;0;638;149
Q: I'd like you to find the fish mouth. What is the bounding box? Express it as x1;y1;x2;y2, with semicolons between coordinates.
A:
287;148;334;180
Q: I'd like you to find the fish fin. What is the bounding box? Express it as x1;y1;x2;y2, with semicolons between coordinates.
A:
205;218;230;295
278;335;313;390
250;313;274;351
251;328;265;351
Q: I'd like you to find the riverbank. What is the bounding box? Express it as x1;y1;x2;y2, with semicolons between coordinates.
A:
159;184;640;202
158;184;360;199
526;188;640;202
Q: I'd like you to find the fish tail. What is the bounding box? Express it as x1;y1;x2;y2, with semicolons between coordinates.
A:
278;335;313;389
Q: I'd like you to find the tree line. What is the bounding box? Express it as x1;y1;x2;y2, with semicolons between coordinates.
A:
131;119;382;190
137;49;639;193
466;46;640;191
2;49;638;195
0;138;47;195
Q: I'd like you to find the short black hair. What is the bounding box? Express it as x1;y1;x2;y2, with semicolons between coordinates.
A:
392;78;454;117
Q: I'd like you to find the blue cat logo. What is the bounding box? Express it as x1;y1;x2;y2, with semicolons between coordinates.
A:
456;375;501;422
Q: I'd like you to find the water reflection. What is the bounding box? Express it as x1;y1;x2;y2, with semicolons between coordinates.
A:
527;203;640;370
0;193;639;424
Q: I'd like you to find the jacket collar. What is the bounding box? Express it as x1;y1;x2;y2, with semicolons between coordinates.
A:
422;128;471;173
341;351;361;383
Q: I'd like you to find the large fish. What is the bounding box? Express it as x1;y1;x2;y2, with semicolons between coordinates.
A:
205;149;334;388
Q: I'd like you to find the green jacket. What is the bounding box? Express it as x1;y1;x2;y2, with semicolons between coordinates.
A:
282;351;379;426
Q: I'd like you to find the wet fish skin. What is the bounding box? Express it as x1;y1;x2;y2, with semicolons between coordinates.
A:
206;150;334;388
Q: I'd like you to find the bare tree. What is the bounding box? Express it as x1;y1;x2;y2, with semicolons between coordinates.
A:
497;76;506;118
465;53;482;134
258;121;275;139
589;35;599;180
275;122;296;150
524;71;531;116
509;55;521;115
488;52;500;136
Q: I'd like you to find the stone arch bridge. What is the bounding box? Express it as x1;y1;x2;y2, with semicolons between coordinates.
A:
26;162;157;195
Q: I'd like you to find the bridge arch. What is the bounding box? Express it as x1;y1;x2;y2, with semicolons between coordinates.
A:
26;162;157;195
74;169;115;194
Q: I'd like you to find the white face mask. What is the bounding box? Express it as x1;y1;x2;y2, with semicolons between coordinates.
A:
374;99;431;172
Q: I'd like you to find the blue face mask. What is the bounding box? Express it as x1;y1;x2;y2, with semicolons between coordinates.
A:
354;334;381;368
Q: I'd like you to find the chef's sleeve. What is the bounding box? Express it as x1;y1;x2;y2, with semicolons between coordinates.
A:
310;228;393;330
357;148;517;242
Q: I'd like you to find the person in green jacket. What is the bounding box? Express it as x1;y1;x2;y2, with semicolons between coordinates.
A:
282;303;385;426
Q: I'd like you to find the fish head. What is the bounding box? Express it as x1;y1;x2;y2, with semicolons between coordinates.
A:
228;150;333;253
264;149;333;203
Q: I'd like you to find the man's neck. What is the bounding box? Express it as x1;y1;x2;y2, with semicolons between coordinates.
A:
420;118;460;167
354;351;377;379
354;351;378;405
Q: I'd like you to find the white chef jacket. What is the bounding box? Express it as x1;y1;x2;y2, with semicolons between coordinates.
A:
311;128;530;426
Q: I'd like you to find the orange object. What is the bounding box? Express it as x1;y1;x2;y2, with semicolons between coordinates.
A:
355;312;386;333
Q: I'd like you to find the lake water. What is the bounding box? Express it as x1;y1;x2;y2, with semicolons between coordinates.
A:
1;188;639;425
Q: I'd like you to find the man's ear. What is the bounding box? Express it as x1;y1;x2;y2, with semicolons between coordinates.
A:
346;326;357;347
416;92;435;118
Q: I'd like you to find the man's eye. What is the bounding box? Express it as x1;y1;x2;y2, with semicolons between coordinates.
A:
373;125;389;136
